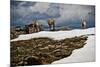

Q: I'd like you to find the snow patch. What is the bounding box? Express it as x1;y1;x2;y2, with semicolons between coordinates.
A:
11;28;95;41
52;35;95;64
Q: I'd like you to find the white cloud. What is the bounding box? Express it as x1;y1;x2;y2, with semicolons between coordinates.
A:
29;2;50;13
56;4;93;23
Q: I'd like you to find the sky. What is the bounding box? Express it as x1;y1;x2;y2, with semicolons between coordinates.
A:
11;1;95;29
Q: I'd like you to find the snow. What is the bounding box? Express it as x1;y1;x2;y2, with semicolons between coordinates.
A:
52;35;95;64
11;28;95;41
11;27;95;64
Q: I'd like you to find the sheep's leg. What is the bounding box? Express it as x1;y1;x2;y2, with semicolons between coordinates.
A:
49;25;52;31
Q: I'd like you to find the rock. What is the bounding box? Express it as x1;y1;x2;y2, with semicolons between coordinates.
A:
37;44;43;47
55;45;62;49
25;56;42;65
48;45;55;48
11;36;88;66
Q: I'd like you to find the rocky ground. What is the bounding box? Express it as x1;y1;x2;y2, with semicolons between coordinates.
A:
11;35;88;66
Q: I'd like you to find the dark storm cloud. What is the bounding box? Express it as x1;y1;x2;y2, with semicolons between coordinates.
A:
11;1;61;26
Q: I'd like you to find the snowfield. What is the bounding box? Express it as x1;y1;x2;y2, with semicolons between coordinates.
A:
11;28;95;64
52;35;95;64
11;28;95;41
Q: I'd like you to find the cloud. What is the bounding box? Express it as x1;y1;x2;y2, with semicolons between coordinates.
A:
11;1;61;26
55;4;94;23
11;1;95;27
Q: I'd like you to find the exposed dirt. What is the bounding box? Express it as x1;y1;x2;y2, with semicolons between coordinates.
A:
11;35;88;66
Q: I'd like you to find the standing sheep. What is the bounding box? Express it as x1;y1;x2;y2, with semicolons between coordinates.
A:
47;19;55;31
